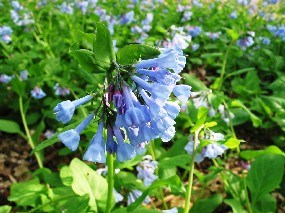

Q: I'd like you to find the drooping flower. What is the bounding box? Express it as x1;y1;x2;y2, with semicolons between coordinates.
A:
0;26;13;43
54;83;70;96
31;86;46;99
136;155;158;186
0;74;14;83
59;114;94;151
53;95;92;124
20;70;28;81
127;189;151;205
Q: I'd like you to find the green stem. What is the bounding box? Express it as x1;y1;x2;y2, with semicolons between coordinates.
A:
242;171;252;213
106;154;114;213
19;96;43;168
184;127;201;213
149;141;168;210
218;41;233;91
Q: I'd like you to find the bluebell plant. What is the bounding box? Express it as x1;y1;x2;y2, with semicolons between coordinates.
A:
53;45;191;163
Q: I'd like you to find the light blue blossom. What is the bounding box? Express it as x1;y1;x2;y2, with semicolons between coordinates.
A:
236;36;254;50
20;70;28;81
53;95;92;124
127;189;151;205
59;2;74;14
0;74;14;83
230;11;237;19
120;11;134;24
0;26;13;43
136;155;158;186
113;189;123;203
59;114;93;151
205;32;222;40
173;85;192;103
31;86;46;99
187;26;202;37
163;207;178;213
54;83;70;96
83;122;106;163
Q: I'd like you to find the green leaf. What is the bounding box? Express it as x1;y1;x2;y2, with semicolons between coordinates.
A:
190;194;223;213
240;145;285;160
0;119;25;137
191;107;209;133
8;178;46;207
226;29;239;40
69;158;112;211
117;44;160;65
225;67;255;79
0;205;12;213
112;207;161;213
201;52;223;58
224;199;247;213
93;23;115;69
182;73;208;91
10;78;26;97
247;154;285;203
70;49;106;73
224;137;244;149
204;121;217;128
251;193;276;213
60;166;73;186
50;187;90;213
159;154;191;170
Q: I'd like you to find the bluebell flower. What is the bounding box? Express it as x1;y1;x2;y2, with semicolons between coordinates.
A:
83;122;106;163
44;129;54;139
237;0;249;6
260;37;271;45
191;43;200;51
0;26;13;43
230;11;237;19
0;74;14;83
187;26;202;37
267;0;278;4
120;11;134;24
161;126;176;142
181;11;193;22
127;189;151;205
136;155;158;186
236;36;254;50
11;1;23;11
114;126;136;162
54;83;70;96
53;95;92;124
106;127;118;154
20;70;28;81
173;85;192;103
205;32;222;40
59;2;74;14
164;101;180;119
31;86;46;99
113;189;123;203
203;143;228;159
162;207;178;213
77;1;89;13
59;114;93;151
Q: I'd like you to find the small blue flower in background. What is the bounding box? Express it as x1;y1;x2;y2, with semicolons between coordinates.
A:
59;2;74;14
187;26;202;37
237;0;249;6
127;189;151;205
229;11;237;19
120;11;134;24
162;207;178;213
236;36;254;50
44;129;54;139
185;130;227;163
113;189;123;203
191;43;200;51
54;83;70;96
0;74;14;83
76;1;89;13
136;155;158;186
10;1;34;26
205;31;221;40
31;86;46;99
11;1;23;11
0;26;13;43
267;25;285;41
20;70;28;81
259;37;271;45
267;0;278;4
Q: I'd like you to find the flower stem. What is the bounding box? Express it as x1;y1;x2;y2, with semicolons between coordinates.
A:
19;96;43;168
105;153;114;213
184;126;203;213
242;171;252;213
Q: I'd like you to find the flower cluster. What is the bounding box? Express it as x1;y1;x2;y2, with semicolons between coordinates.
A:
53;46;191;163
185;130;227;163
0;26;13;44
136;155;158;186
10;1;34;26
267;25;285;41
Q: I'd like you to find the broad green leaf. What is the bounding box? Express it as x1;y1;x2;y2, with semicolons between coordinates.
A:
182;73;208;91
8;178;46;207
247;154;285;202
224;137;244;149
191;107;209;133
69;158;112;211
93;23;115;69
190;194;223;213
70;49;106;73
74;30;95;50
115;171;142;189
0;119;25;137
50;187;90;213
116;155;144;169
60;166;73;186
240;145;285;160
117;44;160;65
225;67;255;79
204;121;217;128
224;199;247;213
201;52;223;58
251;193;276;213
0;205;12;213
226;29;239;40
